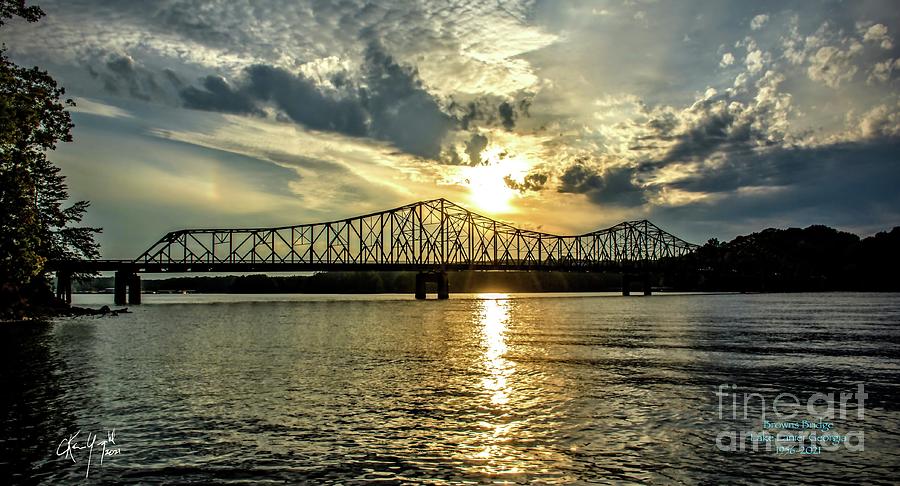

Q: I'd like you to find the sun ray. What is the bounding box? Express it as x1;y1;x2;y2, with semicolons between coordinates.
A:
463;147;528;214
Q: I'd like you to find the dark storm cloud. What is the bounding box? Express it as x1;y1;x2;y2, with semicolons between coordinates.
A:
243;64;368;135
498;101;516;130
557;162;647;206
450;97;531;131
176;41;459;159
464;133;489;165
650;139;900;239
636;88;787;171
162;68;183;88
101;54;147;99
437;96;532;166
505;171;548;192
106;55;136;77
181;75;263;116
670;138;900;196
96;54;170;102
456;102;477;130
179;67;365;132
359;41;455;159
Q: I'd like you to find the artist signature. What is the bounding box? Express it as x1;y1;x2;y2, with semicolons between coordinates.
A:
56;429;120;479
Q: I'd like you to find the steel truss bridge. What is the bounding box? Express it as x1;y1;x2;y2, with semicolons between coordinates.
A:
49;198;698;303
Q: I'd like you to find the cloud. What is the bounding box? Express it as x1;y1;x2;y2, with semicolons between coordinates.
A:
243;64;368;135
464;133;489;166
97;53;170;101
853;103;900;140
501;58;802;209
162;68;183;88
720;52;735;67
514;66;800;210
69;97;133;119
503;172;550;192
638;71;792;169
498;101;516;130
176;41;457;159
557;162;647;206
745;49;769;74
807;44;862;88
142;112;450;215
176;36;541;162
3;0;555;102
780;20;893;89
505;171;548;192
650;139;900;235
750;14;769;31
359;41;456;159
6;0;900;244
105;54;136;77
867;58;899;84
181;75;264;116
449;96;530;132
862;23;894;50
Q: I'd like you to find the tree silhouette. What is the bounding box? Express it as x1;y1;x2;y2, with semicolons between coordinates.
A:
1;0;100;318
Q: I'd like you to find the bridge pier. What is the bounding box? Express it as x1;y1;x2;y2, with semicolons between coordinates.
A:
55;271;72;304
437;272;449;300
622;272;653;296
114;269;142;305
129;273;142;304
114;270;127;305
415;271;449;300
415;273;426;299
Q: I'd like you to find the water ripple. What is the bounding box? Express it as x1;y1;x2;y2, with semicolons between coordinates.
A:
0;292;898;483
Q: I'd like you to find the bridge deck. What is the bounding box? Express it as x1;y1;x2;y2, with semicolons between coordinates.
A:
46;260;640;273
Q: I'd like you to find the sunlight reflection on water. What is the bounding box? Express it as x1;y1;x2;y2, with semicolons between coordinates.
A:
1;292;899;483
472;296;516;474
480;296;511;407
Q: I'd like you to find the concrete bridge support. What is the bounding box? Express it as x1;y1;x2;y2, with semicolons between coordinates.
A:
437;273;450;300
114;269;142;305
415;271;450;300
115;270;127;305
55;271;72;304
622;273;653;296
415;272;426;299
129;273;142;304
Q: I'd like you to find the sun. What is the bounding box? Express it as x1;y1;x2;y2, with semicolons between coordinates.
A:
468;164;515;213
463;147;528;214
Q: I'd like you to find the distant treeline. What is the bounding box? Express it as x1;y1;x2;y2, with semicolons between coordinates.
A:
74;271;624;294
669;225;900;292
74;225;900;294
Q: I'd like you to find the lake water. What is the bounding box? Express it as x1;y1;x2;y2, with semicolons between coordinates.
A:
1;292;898;484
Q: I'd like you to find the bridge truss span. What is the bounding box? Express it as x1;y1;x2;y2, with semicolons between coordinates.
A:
134;198;698;271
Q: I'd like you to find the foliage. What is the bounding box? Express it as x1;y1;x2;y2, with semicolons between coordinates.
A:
672;225;900;291
1;0;100;318
0;0;42;26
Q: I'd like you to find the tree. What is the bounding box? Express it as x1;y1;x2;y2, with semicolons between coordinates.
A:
1;0;100;318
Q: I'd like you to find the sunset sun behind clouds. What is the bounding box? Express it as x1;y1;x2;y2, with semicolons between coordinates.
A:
2;0;898;254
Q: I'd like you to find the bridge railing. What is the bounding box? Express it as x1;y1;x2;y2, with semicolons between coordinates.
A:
134;198;698;269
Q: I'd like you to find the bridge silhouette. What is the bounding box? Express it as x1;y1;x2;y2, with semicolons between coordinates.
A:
49;198;698;303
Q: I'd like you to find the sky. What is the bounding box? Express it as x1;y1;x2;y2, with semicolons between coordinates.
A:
3;0;899;257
